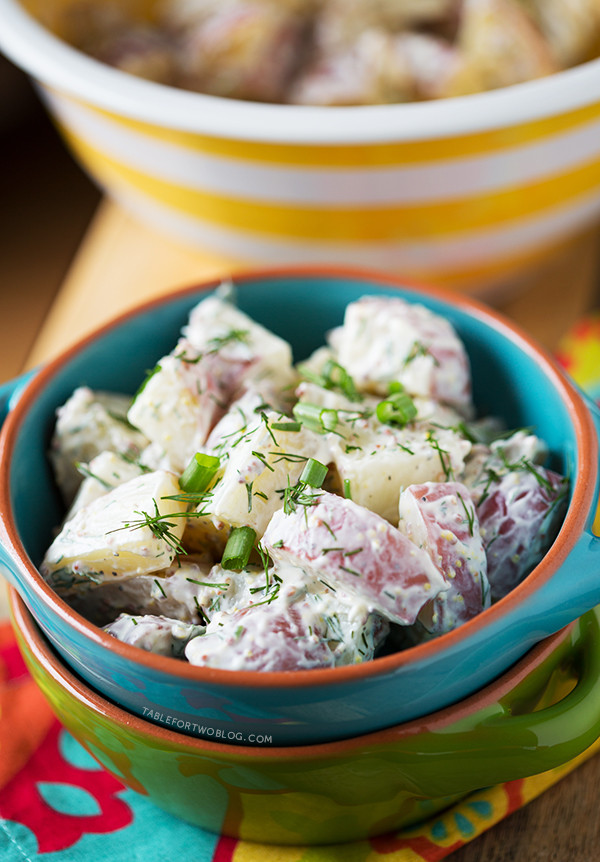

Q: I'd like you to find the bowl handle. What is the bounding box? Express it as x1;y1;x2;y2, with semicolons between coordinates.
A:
519;393;600;628
0;370;36;426
0;370;37;593
415;609;600;795
583;390;600;534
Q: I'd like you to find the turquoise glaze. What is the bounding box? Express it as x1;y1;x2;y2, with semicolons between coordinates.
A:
1;270;599;746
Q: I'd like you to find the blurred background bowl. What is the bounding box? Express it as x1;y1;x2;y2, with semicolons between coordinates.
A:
1;269;600;746
10;585;600;845
2;0;600;294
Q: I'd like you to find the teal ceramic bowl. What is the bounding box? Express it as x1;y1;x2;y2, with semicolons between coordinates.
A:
10;586;600;844
1;268;600;746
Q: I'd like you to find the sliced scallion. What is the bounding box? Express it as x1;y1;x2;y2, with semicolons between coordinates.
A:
322;359;361;402
222;526;257;571
180;453;220;493
270;421;302;432
299;458;328;488
376;391;418;427
293;402;339;435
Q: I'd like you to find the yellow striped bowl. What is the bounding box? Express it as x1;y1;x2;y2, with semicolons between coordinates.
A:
3;0;600;292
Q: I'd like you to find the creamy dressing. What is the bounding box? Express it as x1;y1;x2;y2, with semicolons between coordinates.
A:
42;292;568;670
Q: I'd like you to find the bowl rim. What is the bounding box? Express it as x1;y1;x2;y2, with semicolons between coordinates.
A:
9;584;577;756
2;0;600;143
0;264;596;692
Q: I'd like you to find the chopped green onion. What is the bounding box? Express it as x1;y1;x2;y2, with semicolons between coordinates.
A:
376;391;418;427
296;363;325;387
343;479;353;499
322;359;361;402
293;402;338;434
270;421;302;432
388;381;405;394
299;458;328;488
222;526;257;571
180;453;220;493
321;409;338;432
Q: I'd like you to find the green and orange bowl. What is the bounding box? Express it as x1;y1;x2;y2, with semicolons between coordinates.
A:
2;271;600;747
10;586;600;845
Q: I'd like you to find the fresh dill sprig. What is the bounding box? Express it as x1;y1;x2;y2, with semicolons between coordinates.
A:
186;577;230;589
108;499;186;556
277;476;321;515
260;411;279;446
268;451;309;464
252;449;275;472
426;429;454;480
456;491;475;536
75;462;112;489
404;341;439;367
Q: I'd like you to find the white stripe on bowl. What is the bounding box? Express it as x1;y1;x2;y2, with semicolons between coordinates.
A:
111;180;600;274
47;93;600;207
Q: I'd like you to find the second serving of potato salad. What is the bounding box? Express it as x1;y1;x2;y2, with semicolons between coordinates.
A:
61;0;600;105
41;290;568;672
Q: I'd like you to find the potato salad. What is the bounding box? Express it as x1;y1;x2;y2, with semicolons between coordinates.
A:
61;0;600;105
41;291;568;671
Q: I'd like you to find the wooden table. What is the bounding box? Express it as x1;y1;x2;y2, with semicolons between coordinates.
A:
19;202;600;369
4;200;600;859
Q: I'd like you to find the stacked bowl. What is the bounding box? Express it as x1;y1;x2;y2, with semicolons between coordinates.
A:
10;587;600;844
1;269;600;841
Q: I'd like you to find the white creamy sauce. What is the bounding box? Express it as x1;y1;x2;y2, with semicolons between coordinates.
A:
42;293;567;668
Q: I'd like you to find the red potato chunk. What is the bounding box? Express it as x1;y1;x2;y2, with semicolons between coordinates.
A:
86;24;176;83
289;29;459;106
289;30;415;106
170;0;310;102
330;296;472;411
175;336;255;407
127;346;247;472
185;585;336;671
442;0;558;97
262;491;447;625
398;481;489;635
104;613;204;658
312;0;459;50
128;296;295;472
477;465;568;600
461;430;549;506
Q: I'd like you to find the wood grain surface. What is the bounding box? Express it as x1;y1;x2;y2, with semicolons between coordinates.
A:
20;202;600;370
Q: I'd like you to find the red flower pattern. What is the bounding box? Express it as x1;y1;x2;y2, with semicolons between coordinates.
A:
0;721;133;854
